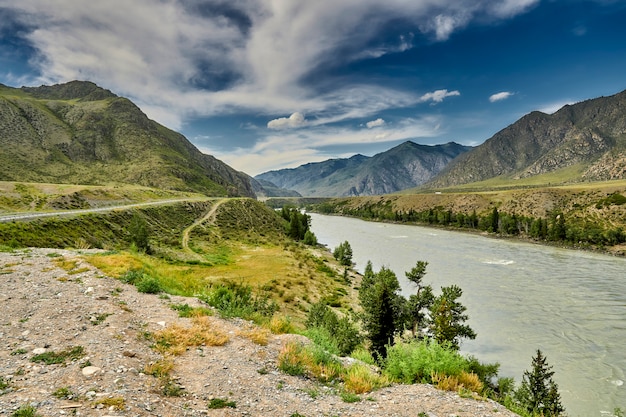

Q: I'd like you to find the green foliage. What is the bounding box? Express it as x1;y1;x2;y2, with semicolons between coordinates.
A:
10;405;41;417
135;275;163;294
129;212;151;253
383;339;469;384
200;282;278;322
30;346;85;365
305;302;362;356
281;206;311;241
429;285;476;350
340;391;361;403
0;376;11;391
208;398;236;409
359;266;404;360
513;350;565;417
333;241;353;266
303;230;318;246
170;303;212;317
52;387;74;399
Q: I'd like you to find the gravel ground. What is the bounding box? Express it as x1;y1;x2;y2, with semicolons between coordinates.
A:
0;248;520;417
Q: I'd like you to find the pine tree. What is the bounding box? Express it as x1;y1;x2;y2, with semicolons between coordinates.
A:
429;285;476;349
516;349;565;416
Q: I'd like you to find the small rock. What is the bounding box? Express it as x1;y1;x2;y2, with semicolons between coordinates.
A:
32;348;46;355
85;287;94;295
156;321;166;327
82;366;102;377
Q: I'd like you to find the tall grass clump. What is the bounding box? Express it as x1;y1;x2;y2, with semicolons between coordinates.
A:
199;282;278;323
383;339;469;384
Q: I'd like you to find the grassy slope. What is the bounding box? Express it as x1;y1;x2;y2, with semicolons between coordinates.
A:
0;192;358;323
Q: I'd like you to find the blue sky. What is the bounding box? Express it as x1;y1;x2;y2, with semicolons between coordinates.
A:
1;1;625;176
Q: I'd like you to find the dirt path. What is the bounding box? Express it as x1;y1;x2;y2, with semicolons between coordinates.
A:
181;198;226;254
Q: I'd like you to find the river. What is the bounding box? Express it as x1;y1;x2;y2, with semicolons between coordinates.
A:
309;213;626;417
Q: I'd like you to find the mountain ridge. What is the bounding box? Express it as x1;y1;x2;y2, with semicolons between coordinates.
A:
0;81;257;197
256;141;472;197
428;90;626;187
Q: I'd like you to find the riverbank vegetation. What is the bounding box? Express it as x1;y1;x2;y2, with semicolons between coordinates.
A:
308;182;626;255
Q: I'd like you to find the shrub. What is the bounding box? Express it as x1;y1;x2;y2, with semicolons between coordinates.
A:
208;398;236;409
200;283;278;322
343;364;389;394
136;275;162;294
269;315;296;334
10;405;40;417
383;339;467;384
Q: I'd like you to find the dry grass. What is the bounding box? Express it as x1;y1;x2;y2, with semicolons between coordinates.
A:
143;357;174;378
238;326;271;346
268;316;296;334
92;396;126;410
432;371;483;393
153;316;229;355
343;364;390;394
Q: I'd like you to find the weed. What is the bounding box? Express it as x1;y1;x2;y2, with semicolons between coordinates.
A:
162;378;184;397
170;303;212;318
208;398;236;409
268;315;295;334
31;346;85;365
153;316;229;355
10;348;27;356
136;275;162;294
343;364;389;394
340;391;361;403
10;405;40;417
144;358;174;378
52;387;74;399
239;326;271;346
93;396;125;411
90;313;112;325
257;367;269;375
0;376;11;391
290;413;306;417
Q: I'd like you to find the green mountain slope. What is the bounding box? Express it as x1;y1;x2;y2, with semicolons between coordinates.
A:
429;89;626;188
0;81;255;197
256;141;472;196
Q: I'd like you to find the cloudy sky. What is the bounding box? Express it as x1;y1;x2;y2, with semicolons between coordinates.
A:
1;1;625;175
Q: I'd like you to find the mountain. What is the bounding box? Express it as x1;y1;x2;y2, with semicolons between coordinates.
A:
0;81;256;197
428;89;626;187
256;141;472;196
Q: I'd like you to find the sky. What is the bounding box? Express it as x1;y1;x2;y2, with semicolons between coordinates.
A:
1;1;626;176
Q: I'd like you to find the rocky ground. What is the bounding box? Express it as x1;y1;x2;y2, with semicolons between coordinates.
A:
0;248;520;417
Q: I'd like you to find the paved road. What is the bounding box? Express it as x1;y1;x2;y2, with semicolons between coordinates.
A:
0;198;211;223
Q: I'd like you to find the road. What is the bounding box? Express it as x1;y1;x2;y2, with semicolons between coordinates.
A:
0;198;211;223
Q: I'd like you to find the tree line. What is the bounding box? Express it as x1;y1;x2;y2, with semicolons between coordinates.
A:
314;200;626;248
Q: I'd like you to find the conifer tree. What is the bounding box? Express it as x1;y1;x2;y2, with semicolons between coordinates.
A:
515;349;565;416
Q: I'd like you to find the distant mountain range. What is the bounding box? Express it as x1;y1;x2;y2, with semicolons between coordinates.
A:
0;81;257;197
255;141;472;197
3;81;624;199
428;89;626;187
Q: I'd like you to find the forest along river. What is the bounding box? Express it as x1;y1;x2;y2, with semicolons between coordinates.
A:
309;213;626;417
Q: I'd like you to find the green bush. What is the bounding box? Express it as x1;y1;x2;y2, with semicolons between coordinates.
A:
200;282;278;322
11;405;41;417
383;339;468;384
136;275;162;294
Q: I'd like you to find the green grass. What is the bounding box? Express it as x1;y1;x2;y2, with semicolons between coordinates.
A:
30;346;85;365
207;398;236;409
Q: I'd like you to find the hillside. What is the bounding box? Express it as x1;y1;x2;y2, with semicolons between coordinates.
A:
0;81;255;197
428;89;626;188
256;141;472;197
0;248;519;417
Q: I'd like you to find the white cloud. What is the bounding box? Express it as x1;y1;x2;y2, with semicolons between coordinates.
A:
419;89;461;103
216;115;445;175
366;118;386;128
489;91;514;102
267;112;307;129
2;0;536;131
